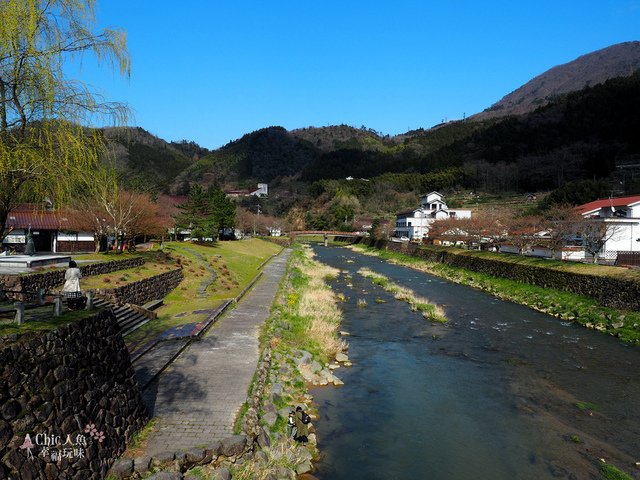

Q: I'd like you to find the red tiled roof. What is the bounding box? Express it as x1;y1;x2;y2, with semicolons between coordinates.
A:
575;195;640;214
5;211;71;230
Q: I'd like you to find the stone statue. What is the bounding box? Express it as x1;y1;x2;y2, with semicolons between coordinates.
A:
25;224;35;256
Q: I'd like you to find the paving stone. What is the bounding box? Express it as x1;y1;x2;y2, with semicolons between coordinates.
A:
138;252;290;455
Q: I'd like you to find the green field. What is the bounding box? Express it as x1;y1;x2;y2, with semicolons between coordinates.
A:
125;239;281;343
1;239;282;343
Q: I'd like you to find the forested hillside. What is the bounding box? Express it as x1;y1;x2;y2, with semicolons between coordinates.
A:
302;72;640;193
103;127;197;194
102;68;640;222
473;41;640;119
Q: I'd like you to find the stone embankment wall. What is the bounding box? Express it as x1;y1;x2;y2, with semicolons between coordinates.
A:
97;268;183;306
0;310;148;479
0;258;145;301
358;238;640;311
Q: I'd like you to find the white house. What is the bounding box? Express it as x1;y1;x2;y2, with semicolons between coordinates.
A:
575;194;640;260
394;192;472;241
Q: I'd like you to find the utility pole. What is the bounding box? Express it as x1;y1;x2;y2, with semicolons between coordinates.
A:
253;204;261;237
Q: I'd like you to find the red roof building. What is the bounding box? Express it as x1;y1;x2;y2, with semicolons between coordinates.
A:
575;195;640;216
2;205;93;253
574;194;640;259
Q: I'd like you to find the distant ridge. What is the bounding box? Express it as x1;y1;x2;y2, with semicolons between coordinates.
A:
473;41;640;119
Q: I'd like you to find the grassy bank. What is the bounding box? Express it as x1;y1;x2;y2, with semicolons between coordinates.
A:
349;244;640;344
126;239;281;344
357;267;447;322
2;240;281;343
413;244;640;282
229;244;346;479
261;244;346;363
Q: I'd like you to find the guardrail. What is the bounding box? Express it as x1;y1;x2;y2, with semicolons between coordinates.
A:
0;287;96;325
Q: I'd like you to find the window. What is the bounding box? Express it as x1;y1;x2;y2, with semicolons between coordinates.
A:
449;212;456;218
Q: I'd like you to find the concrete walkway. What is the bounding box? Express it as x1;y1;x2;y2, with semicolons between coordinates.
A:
141;249;290;455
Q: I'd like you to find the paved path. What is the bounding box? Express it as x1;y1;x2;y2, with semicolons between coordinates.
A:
133;339;191;389
141;249;290;455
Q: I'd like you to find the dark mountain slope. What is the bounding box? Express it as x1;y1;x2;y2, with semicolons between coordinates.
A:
473;41;640;120
103;127;196;194
441;73;640;191
178;126;319;185
291;124;397;152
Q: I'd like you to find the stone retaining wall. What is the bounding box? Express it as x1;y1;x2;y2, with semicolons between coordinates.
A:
0;310;148;479
0;257;145;301
358;238;640;311
97;268;183;306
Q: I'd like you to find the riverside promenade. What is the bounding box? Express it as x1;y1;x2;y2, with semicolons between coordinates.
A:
141;249;290;455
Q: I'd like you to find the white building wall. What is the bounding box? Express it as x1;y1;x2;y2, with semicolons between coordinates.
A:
57;232;94;241
604;221;639;252
395;193;473;241
2;230;25;244
527;246;552;258
629;203;640;217
499;245;520;254
448;209;472;219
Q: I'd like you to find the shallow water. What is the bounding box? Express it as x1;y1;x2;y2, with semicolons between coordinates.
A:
310;246;640;480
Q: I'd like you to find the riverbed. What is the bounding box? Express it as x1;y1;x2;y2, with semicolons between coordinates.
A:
310;245;640;480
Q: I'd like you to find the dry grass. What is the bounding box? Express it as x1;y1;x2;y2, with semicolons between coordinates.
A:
297;246;347;359
358;267;448;323
227;438;311;480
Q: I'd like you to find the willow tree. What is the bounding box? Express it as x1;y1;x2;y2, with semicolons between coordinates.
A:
0;0;130;242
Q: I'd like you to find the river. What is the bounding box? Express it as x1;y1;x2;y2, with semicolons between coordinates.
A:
310;245;640;480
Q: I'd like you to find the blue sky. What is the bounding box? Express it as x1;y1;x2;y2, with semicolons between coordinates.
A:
74;1;640;149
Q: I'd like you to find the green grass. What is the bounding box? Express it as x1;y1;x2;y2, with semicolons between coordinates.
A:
600;463;633;480
351;244;640;344
358;267;447;323
127;417;157;450
79;251;176;290
0;307;103;337
126;239;281;345
2;239;281;345
233;402;250;435
419;244;640;282
260;244;338;360
575;401;600;411
295;235;355;245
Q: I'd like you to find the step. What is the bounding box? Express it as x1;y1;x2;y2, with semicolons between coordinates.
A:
122;318;150;337
117;309;138;322
118;312;144;329
119;317;144;334
142;299;163;311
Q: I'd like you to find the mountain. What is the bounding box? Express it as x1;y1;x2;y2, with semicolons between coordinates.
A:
175;126;319;187
118;70;640;197
103;127;199;194
101;42;640;211
473;41;640;120
291;124;397;152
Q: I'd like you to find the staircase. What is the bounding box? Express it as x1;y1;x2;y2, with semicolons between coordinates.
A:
93;297;157;336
